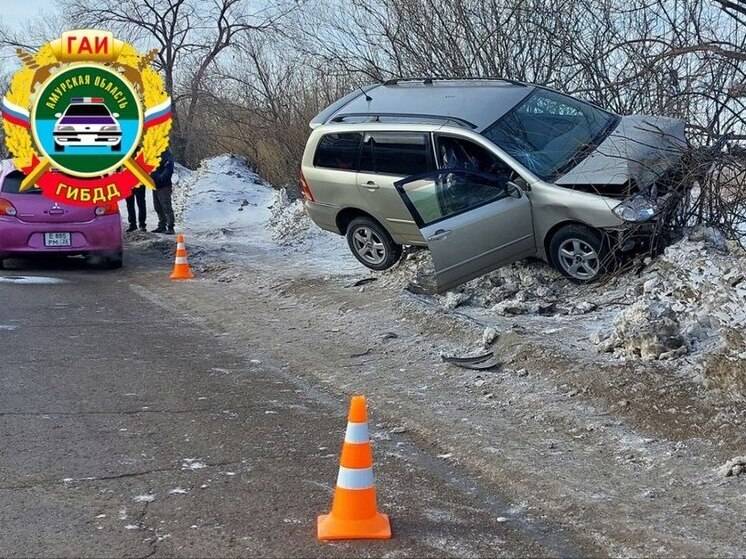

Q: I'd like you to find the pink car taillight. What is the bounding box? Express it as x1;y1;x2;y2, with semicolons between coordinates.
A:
95;202;119;216
0;198;17;216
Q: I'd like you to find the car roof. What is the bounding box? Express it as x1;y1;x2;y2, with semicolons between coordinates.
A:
311;79;535;132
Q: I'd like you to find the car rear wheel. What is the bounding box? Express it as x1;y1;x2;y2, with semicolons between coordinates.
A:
54;141;64;152
111;141;121;152
549;224;606;282
346;217;402;271
106;251;124;269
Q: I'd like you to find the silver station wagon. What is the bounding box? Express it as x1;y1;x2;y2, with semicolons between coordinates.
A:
300;78;686;291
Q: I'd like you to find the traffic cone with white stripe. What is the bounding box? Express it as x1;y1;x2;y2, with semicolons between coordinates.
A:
170;234;194;280
317;395;391;540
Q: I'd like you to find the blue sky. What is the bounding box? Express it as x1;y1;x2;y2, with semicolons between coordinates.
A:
1;0;57;26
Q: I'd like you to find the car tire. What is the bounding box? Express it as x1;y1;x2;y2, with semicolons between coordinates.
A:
549;224;607;283
87;251;123;270
106;251;124;269
54;141;64;152
111;141;121;152
346;216;402;271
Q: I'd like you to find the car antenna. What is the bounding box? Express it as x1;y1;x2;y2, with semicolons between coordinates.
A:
359;86;373;102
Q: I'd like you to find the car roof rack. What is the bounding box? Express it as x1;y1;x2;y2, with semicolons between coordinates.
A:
381;77;526;87
329;112;477;129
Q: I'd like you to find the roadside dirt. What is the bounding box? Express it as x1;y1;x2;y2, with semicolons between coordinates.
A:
134;238;746;558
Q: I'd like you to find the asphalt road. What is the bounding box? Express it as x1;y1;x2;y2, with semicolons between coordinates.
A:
0;251;590;558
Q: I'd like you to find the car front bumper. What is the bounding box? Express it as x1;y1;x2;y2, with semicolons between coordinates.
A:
0;214;123;257
54;132;121;146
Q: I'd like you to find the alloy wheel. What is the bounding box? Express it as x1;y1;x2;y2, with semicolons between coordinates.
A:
351;226;387;266
558;238;600;280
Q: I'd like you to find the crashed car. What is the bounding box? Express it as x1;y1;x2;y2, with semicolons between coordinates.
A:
300;78;686;290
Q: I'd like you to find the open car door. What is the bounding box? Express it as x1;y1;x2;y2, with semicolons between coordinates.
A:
395;169;535;291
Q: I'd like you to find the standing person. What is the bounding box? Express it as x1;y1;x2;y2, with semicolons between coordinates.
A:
124;186;147;233
151;148;175;235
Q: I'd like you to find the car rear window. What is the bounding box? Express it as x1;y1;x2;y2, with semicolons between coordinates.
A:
1;171;41;194
360;132;432;176
314;132;362;170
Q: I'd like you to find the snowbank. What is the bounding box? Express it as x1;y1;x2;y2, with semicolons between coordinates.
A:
597;231;746;366
173;154;360;273
175;154;273;244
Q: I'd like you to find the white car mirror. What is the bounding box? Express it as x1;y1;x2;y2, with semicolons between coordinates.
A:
112;113;120;118
54;113;62;118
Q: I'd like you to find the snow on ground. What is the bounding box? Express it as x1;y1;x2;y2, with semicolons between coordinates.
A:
173;155;360;274
175;155;273;244
379;232;746;372
172;154;746;396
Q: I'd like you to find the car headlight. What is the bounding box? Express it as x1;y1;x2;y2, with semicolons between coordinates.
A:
55;125;74;131
613;196;658;222
101;125;120;132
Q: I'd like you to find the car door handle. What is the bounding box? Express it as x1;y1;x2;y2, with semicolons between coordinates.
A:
428;229;451;241
364;181;379;190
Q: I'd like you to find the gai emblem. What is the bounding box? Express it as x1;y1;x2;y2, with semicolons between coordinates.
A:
1;30;172;206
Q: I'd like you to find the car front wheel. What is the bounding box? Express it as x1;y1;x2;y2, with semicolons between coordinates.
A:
346;217;402;271
549;224;606;282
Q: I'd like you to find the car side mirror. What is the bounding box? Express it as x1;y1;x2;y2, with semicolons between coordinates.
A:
112;113;120;118
507;181;523;199
54;113;62;118
512;176;531;192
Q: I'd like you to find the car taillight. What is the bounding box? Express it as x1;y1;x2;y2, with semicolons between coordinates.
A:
95;202;119;216
0;198;17;217
299;171;315;202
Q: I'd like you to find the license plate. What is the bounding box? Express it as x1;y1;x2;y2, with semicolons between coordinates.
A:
44;232;71;247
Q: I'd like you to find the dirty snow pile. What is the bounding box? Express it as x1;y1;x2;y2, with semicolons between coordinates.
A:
595;227;746;371
379;225;746;370
267;187;330;246
378;248;600;315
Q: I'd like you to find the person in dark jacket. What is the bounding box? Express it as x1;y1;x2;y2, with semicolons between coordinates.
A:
151;148;175;235
125;186;147;232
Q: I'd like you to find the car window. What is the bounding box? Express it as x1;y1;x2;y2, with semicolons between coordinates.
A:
436;136;513;178
1;171;41;195
397;170;509;227
64;104;112;117
360;132;432;176
313;132;362;170
482;89;618;181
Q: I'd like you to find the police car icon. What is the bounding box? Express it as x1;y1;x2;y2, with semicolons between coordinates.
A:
52;97;122;152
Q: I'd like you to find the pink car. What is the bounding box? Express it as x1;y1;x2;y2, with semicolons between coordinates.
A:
0;160;123;269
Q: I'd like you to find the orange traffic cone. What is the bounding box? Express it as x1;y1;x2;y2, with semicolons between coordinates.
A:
317;395;391;541
170;234;194;280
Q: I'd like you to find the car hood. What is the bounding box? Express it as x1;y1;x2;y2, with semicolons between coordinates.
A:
555;115;687;193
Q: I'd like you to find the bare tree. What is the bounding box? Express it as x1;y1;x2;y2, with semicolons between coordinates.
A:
62;0;299;164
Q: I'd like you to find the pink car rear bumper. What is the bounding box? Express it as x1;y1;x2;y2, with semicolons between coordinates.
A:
0;214;122;257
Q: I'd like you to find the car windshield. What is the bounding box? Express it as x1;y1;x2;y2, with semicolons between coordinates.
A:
1;171;41;194
482;89;618;181
64;104;111;117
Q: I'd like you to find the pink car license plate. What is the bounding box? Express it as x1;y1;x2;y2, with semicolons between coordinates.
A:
44;232;71;247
